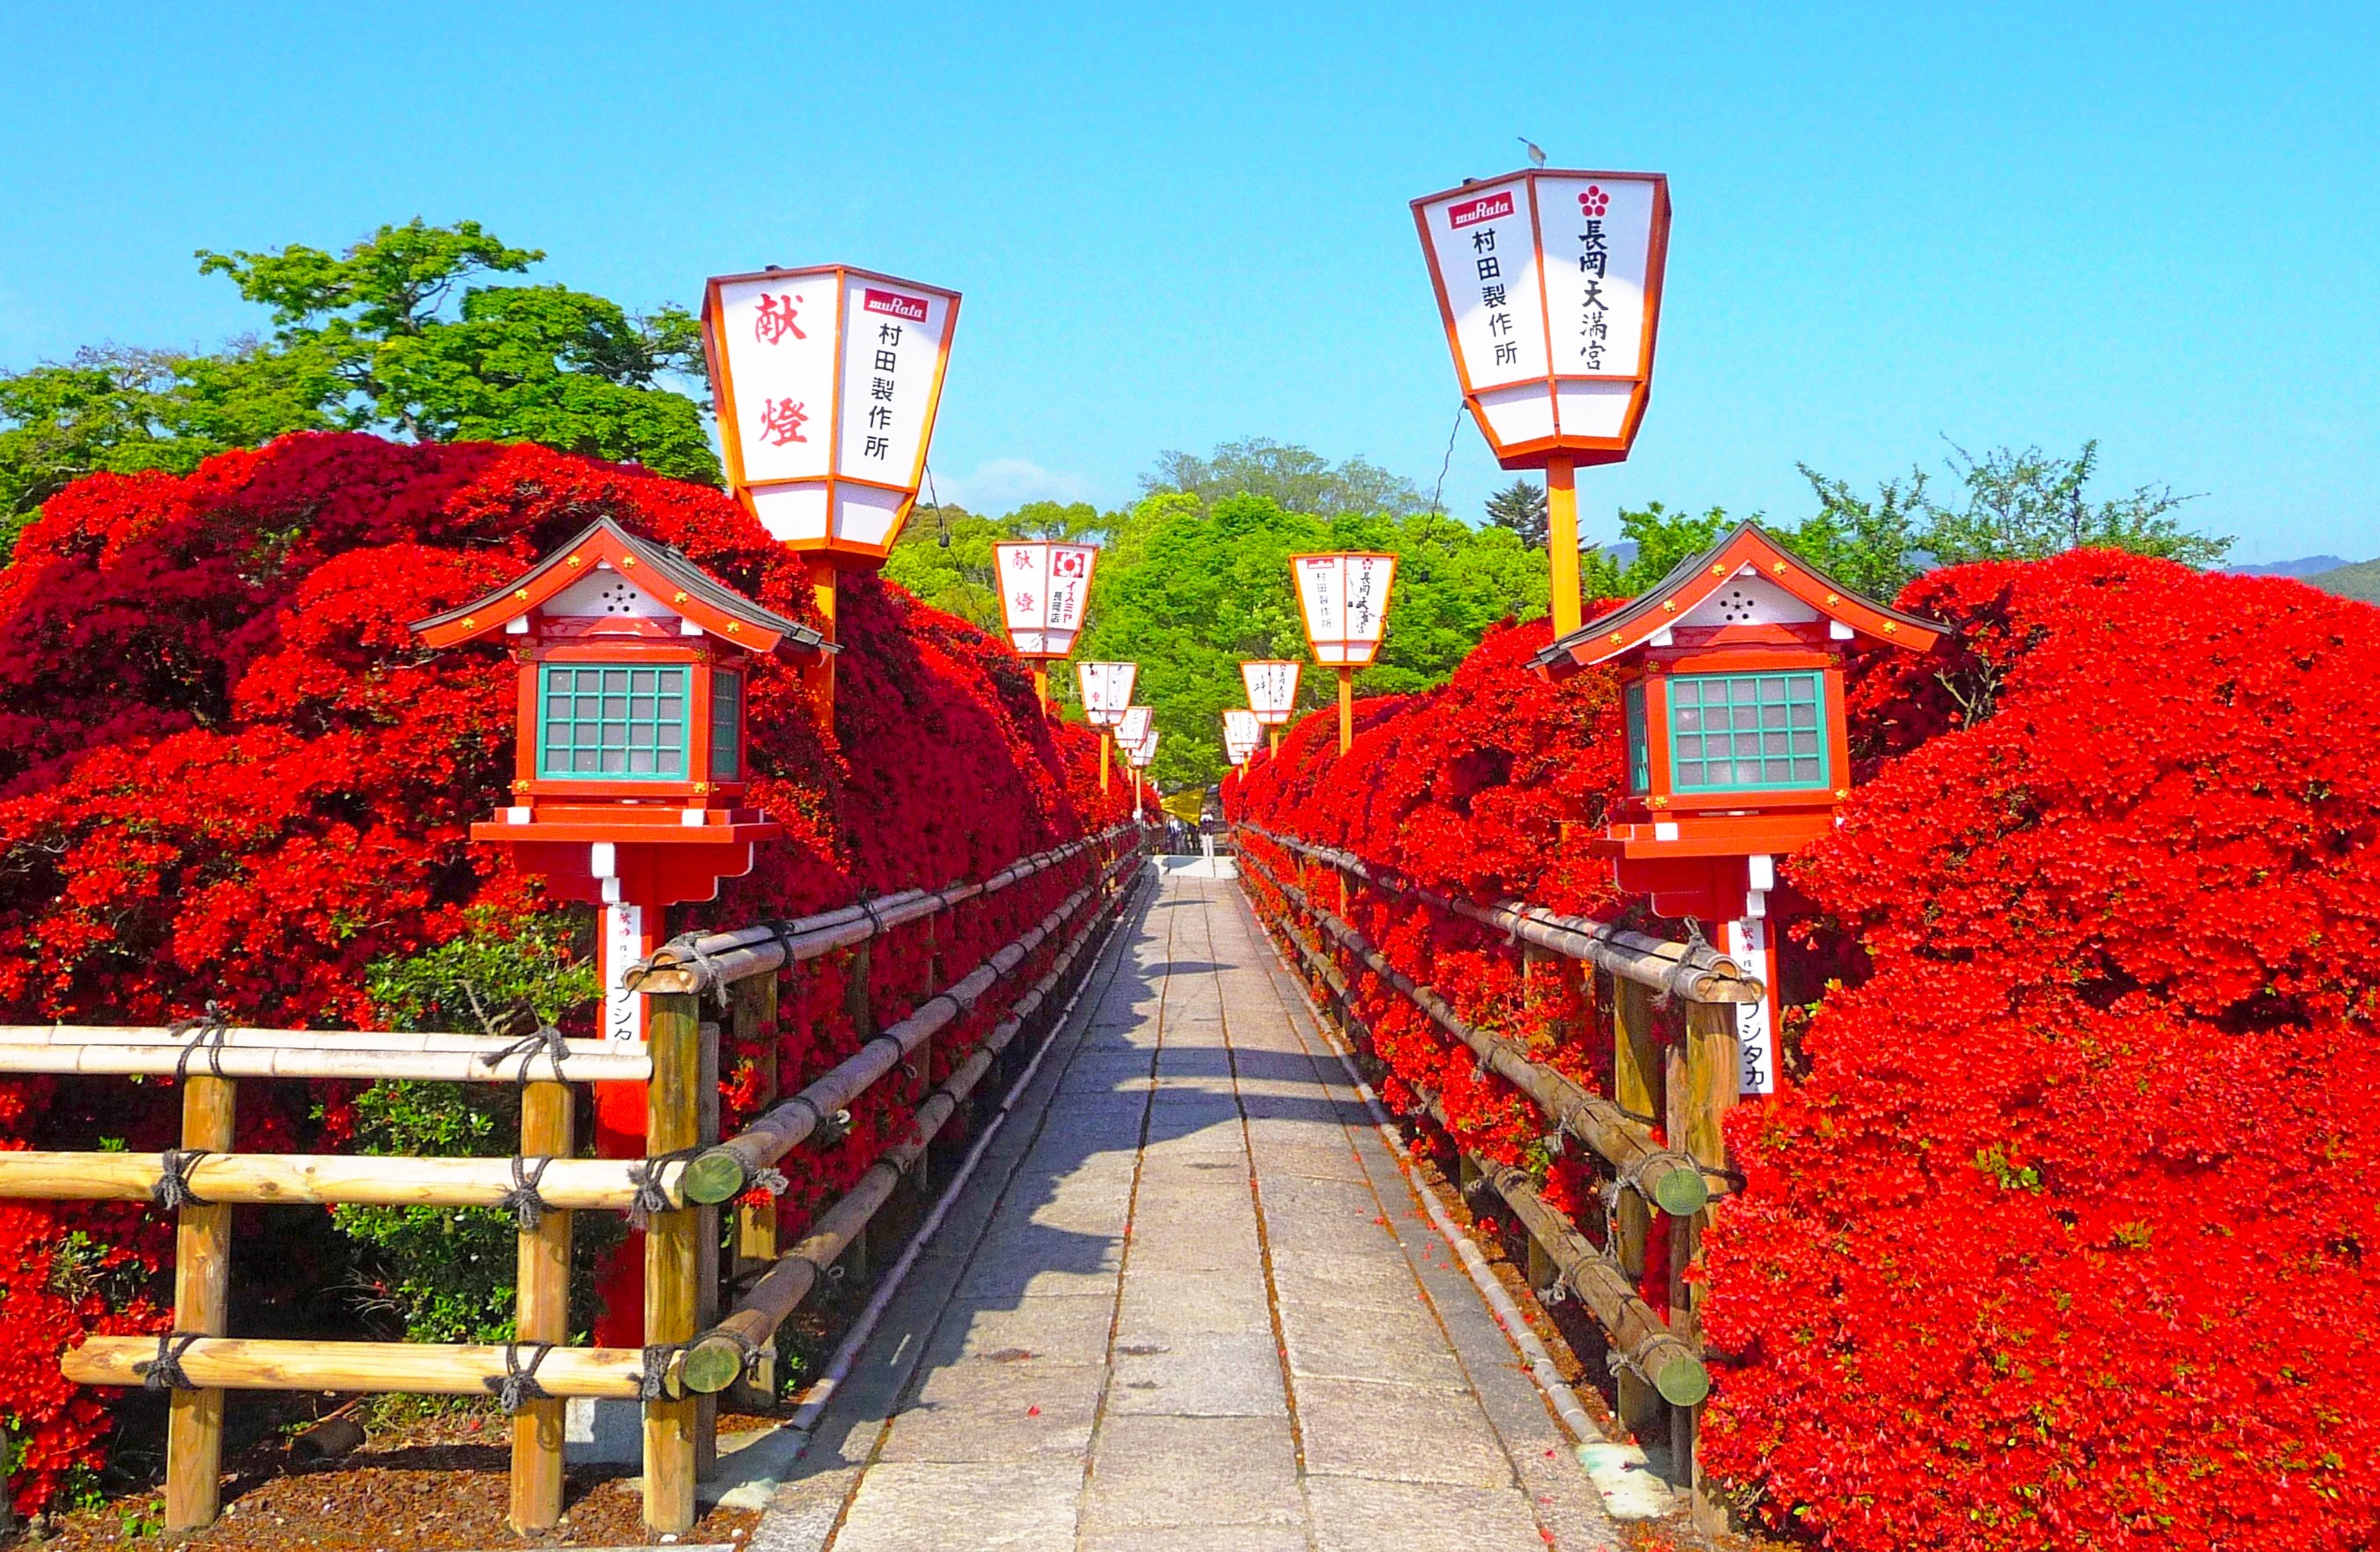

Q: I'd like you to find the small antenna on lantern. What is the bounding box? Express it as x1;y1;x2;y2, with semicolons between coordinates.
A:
926;465;950;549
1518;136;1548;168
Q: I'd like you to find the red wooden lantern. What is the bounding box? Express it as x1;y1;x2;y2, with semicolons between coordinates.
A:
411;514;827;1058
1533;521;1944;1093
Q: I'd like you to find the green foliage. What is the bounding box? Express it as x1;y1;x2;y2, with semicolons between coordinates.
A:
2305;557;2380;604
1916;440;2225;568
0;217;715;559
1484;477;1548;549
1787;462;1929;598
334;914;608;1344
1141;436;1424;518
1074;465;1547;787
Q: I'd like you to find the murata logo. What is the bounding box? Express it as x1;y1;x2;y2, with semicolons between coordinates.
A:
1446;191;1515;230
862;288;930;322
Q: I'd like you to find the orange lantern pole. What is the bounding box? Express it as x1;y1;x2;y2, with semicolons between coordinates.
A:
699;264;963;731
1411;170;1671;639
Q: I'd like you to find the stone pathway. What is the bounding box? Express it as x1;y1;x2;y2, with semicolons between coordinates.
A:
757;862;1617;1551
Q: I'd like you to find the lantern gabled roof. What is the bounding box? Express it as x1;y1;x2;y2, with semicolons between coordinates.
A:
408;515;832;654
1531;521;1946;677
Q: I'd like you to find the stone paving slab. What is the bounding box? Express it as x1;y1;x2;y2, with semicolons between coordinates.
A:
758;866;1617;1552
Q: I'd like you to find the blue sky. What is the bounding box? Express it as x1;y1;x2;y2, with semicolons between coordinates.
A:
2;2;2373;562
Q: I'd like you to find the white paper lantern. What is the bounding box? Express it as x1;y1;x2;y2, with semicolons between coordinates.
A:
1115;706;1154;749
1076;661;1137;726
1222;709;1262;765
1291;553;1397;667
1411;171;1670;470
994;540;1099;658
1240;660;1301;724
1127;731;1159;768
701;264;961;559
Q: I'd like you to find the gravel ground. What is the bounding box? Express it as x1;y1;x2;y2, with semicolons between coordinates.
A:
25;1406;777;1551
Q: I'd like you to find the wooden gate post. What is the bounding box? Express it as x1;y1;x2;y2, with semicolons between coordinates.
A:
1669;997;1738;1532
164;1073;236;1532
1612;975;1665;1444
509;1080;573;1532
696;1020;721;1482
643;991;702;1535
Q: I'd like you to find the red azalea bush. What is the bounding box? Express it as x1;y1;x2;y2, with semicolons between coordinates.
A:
0;433;1134;1514
1700;552;2380;1551
1237;553;2380;1550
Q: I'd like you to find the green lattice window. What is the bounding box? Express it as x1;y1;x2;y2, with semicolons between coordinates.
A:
538;664;687;780
710;670;743;781
1669;672;1826;793
1624;681;1650;794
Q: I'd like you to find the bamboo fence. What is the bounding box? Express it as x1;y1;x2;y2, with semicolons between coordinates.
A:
1234;824;1746;1530
0;824;1145;1538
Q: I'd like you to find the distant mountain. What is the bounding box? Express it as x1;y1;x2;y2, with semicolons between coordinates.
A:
2304;559;2380;604
2228;555;2350;579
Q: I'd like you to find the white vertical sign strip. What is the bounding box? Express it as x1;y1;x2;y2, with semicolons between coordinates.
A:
1536;175;1656;378
715;274;837;486
1293;556;1346;664
836;275;951;492
1041;543;1096;655
603;902;646;1045
1421;177;1548;392
996;541;1052;656
1725;916;1777;1096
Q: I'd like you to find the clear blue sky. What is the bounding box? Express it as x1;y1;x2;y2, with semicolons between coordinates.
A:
2;2;2374;562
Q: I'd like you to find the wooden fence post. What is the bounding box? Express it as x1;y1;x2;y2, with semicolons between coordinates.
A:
696;1020;721;1482
1670;997;1738;1532
843;944;874;1286
1612;975;1665;1444
164;1074;236;1532
643;991;701;1535
729;974;779;1409
508;1080;572;1532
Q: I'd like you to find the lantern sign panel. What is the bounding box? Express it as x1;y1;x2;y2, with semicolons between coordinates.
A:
1412;170;1669;470
1223;709;1262;765
994;541;1099;659
1291;553;1397;666
1115;706;1155;749
1129;731;1159;768
702;264;961;562
1240;660;1301;724
1077;661;1138;725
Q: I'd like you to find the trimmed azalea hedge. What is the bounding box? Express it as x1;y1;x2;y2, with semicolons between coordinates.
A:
0;433;1143;1515
1231;555;2380;1551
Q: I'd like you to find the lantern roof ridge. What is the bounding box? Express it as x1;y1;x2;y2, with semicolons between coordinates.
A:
408;515;832;655
1530;519;1947;675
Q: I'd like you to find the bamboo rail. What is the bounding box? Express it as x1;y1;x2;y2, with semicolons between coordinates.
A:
0;1040;649;1084
680;847;1140;1205
679;861;1136;1393
1238;847;1710;1216
64;1338;655;1399
0;1150;688;1212
1235;823;1763;1003
627;824;1137;997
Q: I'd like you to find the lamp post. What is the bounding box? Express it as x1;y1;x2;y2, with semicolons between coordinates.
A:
1412;171;1671;637
1289;554;1396;753
699;264;961;724
1240;659;1300;756
993;540;1098;711
1075;660;1137;793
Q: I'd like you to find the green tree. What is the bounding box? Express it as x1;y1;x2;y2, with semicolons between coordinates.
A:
1076;468;1547;788
1141;436;1425;517
1916;439;2223;568
1786;462;1929;598
1;218;715;559
1484;477;1548;549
